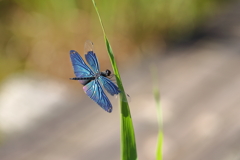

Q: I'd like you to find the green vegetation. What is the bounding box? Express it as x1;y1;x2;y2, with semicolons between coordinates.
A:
151;65;163;160
92;1;137;159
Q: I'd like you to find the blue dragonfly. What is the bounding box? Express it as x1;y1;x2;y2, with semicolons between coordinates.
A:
69;41;120;113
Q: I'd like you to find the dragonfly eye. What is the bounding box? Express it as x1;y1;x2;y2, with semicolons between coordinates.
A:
106;69;111;76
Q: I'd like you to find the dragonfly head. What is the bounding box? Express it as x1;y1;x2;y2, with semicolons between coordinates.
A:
106;69;111;76
101;69;111;77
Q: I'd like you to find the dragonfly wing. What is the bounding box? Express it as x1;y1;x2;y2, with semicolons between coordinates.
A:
84;40;100;73
83;80;112;113
85;51;100;73
98;76;120;96
70;50;94;78
84;40;94;55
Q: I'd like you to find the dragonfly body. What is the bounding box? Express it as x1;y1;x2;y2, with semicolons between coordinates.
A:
69;41;120;113
70;70;111;81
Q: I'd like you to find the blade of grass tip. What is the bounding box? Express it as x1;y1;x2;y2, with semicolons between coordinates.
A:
151;64;163;160
91;1;137;160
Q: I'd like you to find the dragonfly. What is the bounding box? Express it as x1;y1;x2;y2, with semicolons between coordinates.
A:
69;41;120;113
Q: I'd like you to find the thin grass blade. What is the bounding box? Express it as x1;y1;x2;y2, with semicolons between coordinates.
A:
92;1;137;160
151;65;163;160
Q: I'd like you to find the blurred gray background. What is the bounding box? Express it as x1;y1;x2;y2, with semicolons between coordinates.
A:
0;0;240;160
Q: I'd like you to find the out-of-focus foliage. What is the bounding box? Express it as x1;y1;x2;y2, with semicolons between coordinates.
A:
0;0;232;80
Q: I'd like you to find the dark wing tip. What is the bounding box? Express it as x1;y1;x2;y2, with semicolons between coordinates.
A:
70;50;77;54
106;107;112;113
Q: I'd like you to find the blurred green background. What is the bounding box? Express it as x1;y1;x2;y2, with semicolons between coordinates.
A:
0;0;232;81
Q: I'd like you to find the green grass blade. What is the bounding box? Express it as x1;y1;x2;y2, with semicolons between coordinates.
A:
92;1;137;160
156;131;164;160
151;65;163;160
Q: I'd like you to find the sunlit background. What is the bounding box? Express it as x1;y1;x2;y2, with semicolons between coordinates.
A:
0;0;240;160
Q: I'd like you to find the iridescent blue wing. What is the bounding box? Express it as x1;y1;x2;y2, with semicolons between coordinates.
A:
70;50;94;78
85;51;100;73
83;80;112;113
98;76;120;96
84;41;100;73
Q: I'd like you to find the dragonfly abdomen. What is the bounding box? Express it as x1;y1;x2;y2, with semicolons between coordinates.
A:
70;77;95;80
